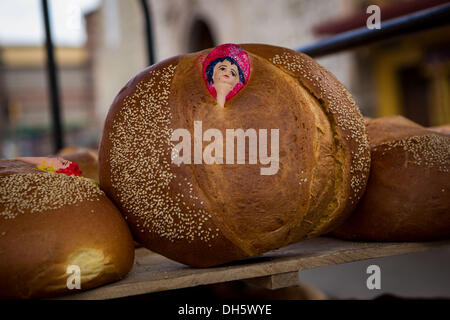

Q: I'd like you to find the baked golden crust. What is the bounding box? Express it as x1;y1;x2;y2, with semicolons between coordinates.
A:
0;160;135;299
99;44;370;267
241;44;371;238
331;116;450;241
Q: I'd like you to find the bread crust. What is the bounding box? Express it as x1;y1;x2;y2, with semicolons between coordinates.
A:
99;44;370;267
331;116;450;241
0;160;135;299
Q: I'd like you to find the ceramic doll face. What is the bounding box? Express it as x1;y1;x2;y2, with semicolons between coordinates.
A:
43;157;70;171
15;157;82;176
212;60;240;91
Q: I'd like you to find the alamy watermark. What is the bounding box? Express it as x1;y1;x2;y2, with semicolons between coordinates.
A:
366;5;381;30
65;0;83;32
171;121;280;175
66;264;81;290
366;264;381;290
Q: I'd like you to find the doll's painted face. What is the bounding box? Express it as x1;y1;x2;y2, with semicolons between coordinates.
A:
212;60;240;90
16;157;82;176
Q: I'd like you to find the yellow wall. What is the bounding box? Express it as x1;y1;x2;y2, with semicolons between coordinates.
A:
374;46;421;116
0;46;88;67
372;27;450;126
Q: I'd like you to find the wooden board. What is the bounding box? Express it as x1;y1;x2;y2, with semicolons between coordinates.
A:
60;237;450;300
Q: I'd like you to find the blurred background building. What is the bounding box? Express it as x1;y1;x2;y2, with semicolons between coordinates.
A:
0;45;95;156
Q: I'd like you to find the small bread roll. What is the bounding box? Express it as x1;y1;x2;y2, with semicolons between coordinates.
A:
331;115;450;241
99;43;370;267
0;159;135;299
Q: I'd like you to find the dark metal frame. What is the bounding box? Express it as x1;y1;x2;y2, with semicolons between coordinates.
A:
40;1;450;151
139;0;156;66
41;0;64;152
296;2;450;57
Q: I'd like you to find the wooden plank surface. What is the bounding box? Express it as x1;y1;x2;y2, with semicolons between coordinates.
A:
61;236;450;300
243;271;300;290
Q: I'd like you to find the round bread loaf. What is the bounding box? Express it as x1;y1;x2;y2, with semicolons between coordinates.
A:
331;115;450;241
99;43;370;267
0;159;135;299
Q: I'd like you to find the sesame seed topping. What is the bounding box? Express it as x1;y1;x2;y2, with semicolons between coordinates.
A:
0;172;103;219
107;64;219;243
376;134;450;172
271;51;370;200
